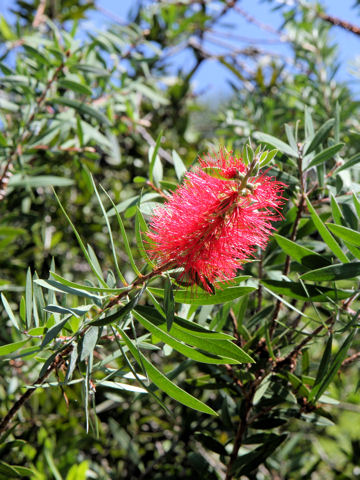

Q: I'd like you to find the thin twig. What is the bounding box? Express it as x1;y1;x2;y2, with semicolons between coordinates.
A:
146;180;170;200
0;345;73;435
341;351;360;369
318;11;360;37
0;61;65;200
32;0;47;28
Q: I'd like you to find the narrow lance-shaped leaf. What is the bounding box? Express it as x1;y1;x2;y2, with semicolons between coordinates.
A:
102;189;142;277
164;275;175;332
327;223;360;247
49;271;129;295
300;263;360;282
285;124;297;152
352;193;360;219
309;329;356;402
330;193;343;225
0;340;29;356
274;233;330;269
304;118;334;155
117;326;217;415
253;131;297;160
41;316;71;349
1;293;21;330
90;284;146;327
53;189;108;287
149;130;163;186
135;207;155;268
148;285;256;306
35;278;103;302
25;267;33;329
335;152;360;174
312;334;333;393
91;180;127;285
132;310;238;364
305;143;344;170
172;150;187;180
306;197;349;263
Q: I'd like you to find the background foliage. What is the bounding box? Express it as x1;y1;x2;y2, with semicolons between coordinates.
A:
1;0;360;479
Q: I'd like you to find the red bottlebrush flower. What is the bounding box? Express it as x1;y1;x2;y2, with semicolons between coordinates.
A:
147;149;286;293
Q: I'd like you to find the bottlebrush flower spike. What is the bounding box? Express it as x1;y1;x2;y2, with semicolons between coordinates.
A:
147;149;286;293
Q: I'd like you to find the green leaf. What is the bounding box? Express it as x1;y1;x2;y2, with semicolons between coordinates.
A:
71;64;110;77
0;340;28;356
135;306;253;363
9;175;74;188
305;143;344;170
65;344;78;384
306;198;349;263
335;152;360;174
92;180;126;284
49;272;129;295
25;267;32;329
53;190;108;287
44;304;93;318
312;334;332;395
135;207;155;268
102;190;142;276
90;286;145;327
335;102;340;143
232;434;287;476
326;223;360;247
0;97;19;112
0;131;7;146
58;79;92;96
164;276;175;332
0;461;21;477
309;329;356;402
96;380;147;394
274;234;330;269
148;286;256;306
132;83;169;106
23;44;51;65
304;119;334;155
149;131;163;186
253;132;297;159
259;149;278;168
261;279;352;302
132;310;239;364
304;106;314;138
41;316;71;348
330;193;343;225
284;124;297;152
1;293;20;330
136;305;234;340
35;278;103;301
80;326;99;361
300;263;360;282
282;371;310;398
117;327;217;415
352;193;360;219
172;150;187;180
48;98;111;126
0;15;16;40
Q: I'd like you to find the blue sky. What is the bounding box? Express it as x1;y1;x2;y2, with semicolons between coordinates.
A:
1;0;359;98
89;0;360;98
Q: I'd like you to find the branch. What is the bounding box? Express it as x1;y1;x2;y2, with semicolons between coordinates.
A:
0;344;73;435
0;61;65;200
341;351;360;369
318;11;360;37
